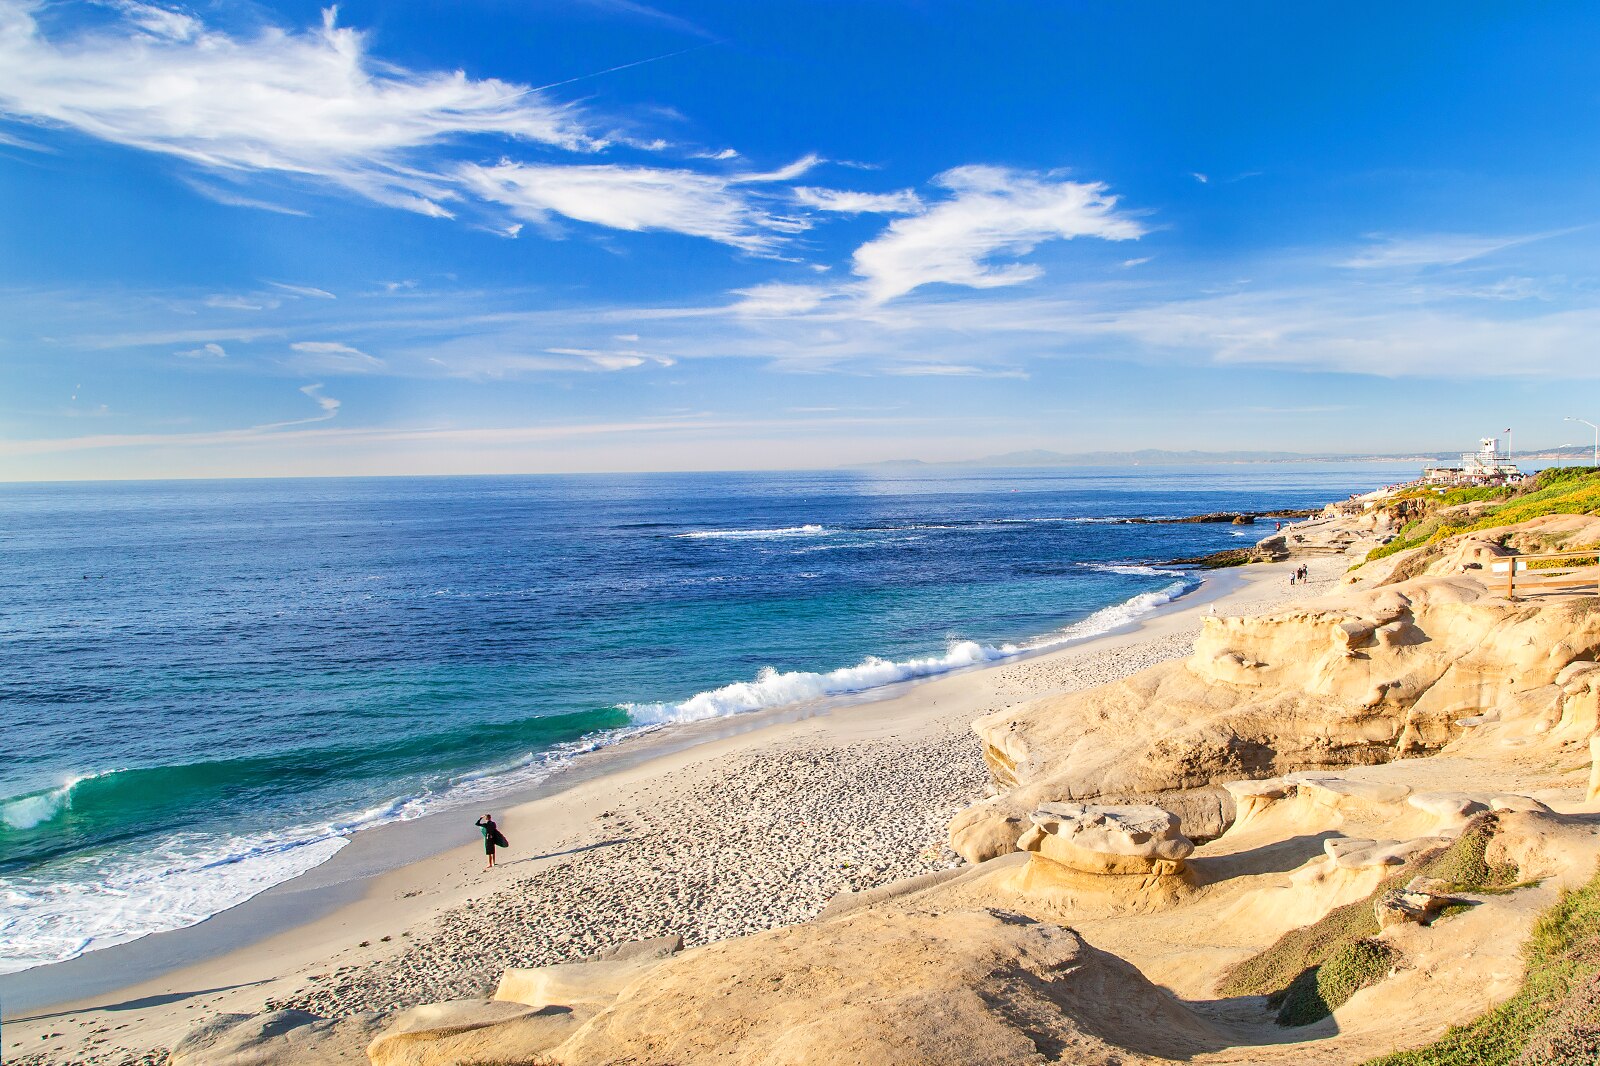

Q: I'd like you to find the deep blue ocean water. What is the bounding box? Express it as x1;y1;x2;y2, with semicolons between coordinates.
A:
0;464;1413;971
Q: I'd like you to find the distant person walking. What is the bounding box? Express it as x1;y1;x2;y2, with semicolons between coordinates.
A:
475;813;507;871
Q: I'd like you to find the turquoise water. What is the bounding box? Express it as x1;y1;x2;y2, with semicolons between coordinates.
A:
0;464;1412;971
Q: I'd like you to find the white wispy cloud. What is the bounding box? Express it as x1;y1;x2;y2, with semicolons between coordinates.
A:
729;283;837;316
729;154;821;184
105;2;200;42
296;382;340;418
567;0;719;41
881;363;1029;379
6;3;1161;276
543;346;673;370
0;124;52;151
0;412;940;463
268;281;336;300
852;166;1145;301
457;161;808;251
179;176;311;216
1338;232;1551;269
205;293;280;311
0;2;597;215
792;186;922;215
288;340;384;372
23;241;1600;391
1079;291;1600;378
176;341;226;358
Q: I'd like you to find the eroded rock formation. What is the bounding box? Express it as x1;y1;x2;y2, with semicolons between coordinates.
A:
952;571;1600;863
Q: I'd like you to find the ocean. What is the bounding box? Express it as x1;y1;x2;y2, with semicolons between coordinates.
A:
0;464;1412;973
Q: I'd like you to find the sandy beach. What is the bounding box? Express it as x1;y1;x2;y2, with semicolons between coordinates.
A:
4;555;1342;1066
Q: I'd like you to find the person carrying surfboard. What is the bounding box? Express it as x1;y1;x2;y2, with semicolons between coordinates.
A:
475;813;508;871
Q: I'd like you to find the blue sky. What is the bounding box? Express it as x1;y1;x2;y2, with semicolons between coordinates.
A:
2;1;1599;479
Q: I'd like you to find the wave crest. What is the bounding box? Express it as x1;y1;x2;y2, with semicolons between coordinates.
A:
623;641;1009;725
0;776;98;831
625;575;1200;726
673;525;826;541
1077;562;1185;578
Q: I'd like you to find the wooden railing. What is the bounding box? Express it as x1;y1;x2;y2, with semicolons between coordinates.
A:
1490;551;1600;600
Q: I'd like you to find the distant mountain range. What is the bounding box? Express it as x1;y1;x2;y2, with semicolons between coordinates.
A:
851;446;1597;469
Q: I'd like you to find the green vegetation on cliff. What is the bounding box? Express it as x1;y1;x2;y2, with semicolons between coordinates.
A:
1363;865;1600;1066
1218;817;1523;1027
1366;467;1600;564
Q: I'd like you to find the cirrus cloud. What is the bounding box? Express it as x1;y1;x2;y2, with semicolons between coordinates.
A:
457;160;812;251
793;186;922;215
288;340;384;372
0;1;598;215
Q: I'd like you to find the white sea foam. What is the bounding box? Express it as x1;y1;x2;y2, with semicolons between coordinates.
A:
674;524;827;540
674;516;1164;542
1077;562;1186;578
0;826;351;974
625;574;1200;726
0;739;610;975
1022;577;1197;649
623;641;1011;725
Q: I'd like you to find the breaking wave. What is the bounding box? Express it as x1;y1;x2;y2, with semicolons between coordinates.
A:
673;525;827;540
1;779;86;831
623;574;1200;726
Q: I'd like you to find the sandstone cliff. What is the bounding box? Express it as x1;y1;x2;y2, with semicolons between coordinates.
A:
951;571;1600;863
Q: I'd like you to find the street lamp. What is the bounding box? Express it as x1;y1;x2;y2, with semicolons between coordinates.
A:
1565;416;1599;468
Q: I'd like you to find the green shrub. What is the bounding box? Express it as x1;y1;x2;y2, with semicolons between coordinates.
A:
1219;816;1524;1029
1439;486;1516;507
1363;865;1600;1065
1275;938;1396;1026
1536;465;1600;488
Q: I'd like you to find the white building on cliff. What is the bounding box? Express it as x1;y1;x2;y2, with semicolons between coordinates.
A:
1422;437;1524;485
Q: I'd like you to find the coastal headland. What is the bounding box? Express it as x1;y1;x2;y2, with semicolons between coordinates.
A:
12;470;1600;1065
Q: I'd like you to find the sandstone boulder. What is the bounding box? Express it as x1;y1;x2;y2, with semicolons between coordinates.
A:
1374;876;1466;929
1407;791;1490;825
495;956;665;1012
366;998;583;1066
542;907;1223;1065
1016;802;1194;876
1324;836;1446;870
1489;795;1555;814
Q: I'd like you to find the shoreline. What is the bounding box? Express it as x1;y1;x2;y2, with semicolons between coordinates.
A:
1;565;1242;1017
4;555;1339;1066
